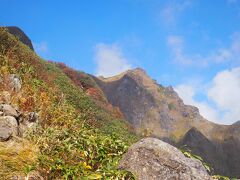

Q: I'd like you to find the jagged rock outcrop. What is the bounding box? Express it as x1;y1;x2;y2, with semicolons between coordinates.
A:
95;68;240;178
4;26;34;51
119;138;212;180
94;68;214;139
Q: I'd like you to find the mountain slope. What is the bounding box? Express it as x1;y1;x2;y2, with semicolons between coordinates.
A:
1;26;239;178
94;68;240;177
0;27;137;179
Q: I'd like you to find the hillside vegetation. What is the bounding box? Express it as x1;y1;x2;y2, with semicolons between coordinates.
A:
1;27;237;180
0;28;138;179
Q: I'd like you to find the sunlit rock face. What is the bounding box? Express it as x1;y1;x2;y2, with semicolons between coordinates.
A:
95;68;212;139
95;68;240;178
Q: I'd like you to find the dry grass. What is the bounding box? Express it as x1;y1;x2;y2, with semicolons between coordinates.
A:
0;137;38;179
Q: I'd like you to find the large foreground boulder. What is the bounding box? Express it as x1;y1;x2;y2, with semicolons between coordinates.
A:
119;138;212;180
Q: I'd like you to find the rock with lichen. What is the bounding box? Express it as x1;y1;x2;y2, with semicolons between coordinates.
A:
119;138;213;180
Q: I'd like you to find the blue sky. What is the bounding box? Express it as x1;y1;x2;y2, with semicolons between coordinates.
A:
1;0;240;124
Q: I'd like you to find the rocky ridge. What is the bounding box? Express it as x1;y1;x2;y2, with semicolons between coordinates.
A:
95;68;240;177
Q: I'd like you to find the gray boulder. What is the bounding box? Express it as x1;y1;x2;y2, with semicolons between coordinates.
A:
119;138;212;180
0;116;18;141
0;104;19;117
0;126;12;141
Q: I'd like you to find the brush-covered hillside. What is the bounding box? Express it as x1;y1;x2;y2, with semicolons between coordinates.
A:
0;27;138;179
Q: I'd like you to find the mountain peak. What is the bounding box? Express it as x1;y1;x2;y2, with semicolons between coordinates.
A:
98;67;149;83
127;67;146;74
3;26;34;51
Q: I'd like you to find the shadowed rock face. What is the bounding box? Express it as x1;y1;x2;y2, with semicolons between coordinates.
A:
179;127;240;177
178;127;227;176
221;124;240;177
5;26;34;51
95;68;240;178
95;74;156;127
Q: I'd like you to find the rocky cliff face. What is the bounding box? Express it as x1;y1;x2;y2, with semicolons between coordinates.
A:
94;68;214;139
95;68;240;178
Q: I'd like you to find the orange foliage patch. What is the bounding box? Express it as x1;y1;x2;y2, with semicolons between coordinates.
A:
86;88;104;101
55;62;83;89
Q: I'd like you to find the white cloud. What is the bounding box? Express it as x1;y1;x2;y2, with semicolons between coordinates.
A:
175;84;220;122
175;67;240;124
208;68;240;123
95;43;132;77
33;41;48;54
167;33;240;67
161;0;191;26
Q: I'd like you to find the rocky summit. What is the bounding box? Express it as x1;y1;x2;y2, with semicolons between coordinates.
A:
95;67;240;177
